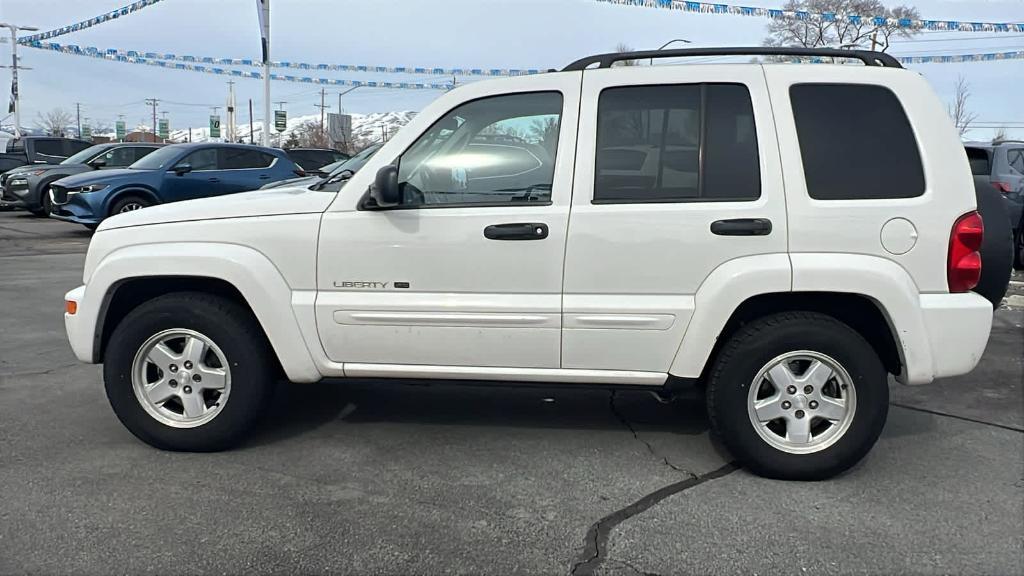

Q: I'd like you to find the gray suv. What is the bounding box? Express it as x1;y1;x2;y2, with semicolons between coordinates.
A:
965;141;1024;268
0;142;161;216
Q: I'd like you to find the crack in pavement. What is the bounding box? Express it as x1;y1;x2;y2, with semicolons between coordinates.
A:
569;462;738;576
608;391;691;475
889;402;1024;433
0;362;81;380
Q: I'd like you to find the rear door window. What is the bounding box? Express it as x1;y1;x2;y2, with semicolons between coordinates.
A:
220;148;276;169
593;83;760;203
790;84;925;200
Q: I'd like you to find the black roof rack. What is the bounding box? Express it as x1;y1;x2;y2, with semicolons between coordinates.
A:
562;47;903;71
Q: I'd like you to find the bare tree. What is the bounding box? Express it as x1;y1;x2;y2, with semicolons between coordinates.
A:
287;120;330;148
948;76;977;138
614;43;639;66
992;126;1009;143
764;0;921;52
36;108;74;137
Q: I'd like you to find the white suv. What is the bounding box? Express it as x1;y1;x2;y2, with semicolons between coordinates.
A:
63;48;993;480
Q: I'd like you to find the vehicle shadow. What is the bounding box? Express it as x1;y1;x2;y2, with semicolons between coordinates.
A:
247;379;711;448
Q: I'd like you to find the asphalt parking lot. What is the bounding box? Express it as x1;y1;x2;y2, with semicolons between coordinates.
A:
1;210;1021;575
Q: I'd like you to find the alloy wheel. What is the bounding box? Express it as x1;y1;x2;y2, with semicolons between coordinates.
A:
746;350;857;454
130;329;232;428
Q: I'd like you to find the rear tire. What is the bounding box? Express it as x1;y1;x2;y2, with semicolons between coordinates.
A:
706;312;888;480
1014;226;1023;271
103;292;276;451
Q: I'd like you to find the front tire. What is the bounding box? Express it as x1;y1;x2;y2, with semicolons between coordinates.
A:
103;292;276;451
110;195;152;216
706;312;888;480
28;186;52;217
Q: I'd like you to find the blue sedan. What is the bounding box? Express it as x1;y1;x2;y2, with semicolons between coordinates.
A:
49;143;302;228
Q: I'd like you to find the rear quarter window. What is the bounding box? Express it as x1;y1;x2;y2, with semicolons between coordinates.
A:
790;84;925;200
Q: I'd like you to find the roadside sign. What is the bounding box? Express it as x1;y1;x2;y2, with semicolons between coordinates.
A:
327;113;352;148
274;109;287;132
81;125;92;140
209;115;221;139
115;120;126;141
157;118;169;139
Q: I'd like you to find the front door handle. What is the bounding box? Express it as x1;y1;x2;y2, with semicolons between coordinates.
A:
484;223;548;241
207;177;221;183
710;218;772;236
258;174;271;180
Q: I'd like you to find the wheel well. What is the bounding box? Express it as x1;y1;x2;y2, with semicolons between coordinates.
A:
97;276;282;375
703;292;903;378
105;188;159;216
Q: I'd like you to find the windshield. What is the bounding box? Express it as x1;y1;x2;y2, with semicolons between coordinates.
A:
315;143;383;191
129;145;183;170
62;144;110;165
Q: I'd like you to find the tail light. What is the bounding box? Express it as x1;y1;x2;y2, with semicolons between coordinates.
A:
947;211;983;293
991;181;1011;194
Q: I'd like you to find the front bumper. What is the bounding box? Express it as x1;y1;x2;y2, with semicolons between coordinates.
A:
0;182;29;209
64;285;94;363
912;292;993;384
49;187;103;226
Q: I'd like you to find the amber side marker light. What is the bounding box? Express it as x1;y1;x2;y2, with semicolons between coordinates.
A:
65;300;78;315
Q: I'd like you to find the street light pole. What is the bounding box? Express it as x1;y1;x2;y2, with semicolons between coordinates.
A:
650;38;692;66
0;22;39;138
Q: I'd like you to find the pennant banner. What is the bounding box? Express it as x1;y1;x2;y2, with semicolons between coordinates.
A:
26;40;1024;80
25;41;455;90
592;0;1024;32
26;43;547;77
17;0;166;44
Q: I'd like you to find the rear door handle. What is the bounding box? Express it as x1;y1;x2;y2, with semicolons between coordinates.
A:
258;174;271;180
484;223;548;241
710;218;772;236
207;177;221;183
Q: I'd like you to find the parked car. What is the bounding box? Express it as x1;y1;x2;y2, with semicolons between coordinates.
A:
62;47;992;480
0;143;162;216
49;143;301;229
965;141;1024;268
0;136;92;173
261;142;382;190
284;147;349;173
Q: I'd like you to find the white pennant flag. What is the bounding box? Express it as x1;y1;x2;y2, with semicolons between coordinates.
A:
256;0;270;64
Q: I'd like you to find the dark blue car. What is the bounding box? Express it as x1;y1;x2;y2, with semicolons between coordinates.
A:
49;143;301;228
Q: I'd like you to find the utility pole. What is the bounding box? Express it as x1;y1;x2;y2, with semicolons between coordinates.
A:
117;114;125;142
248;99;254;144
145;98;159;143
75;102;82;138
257;0;271;146
226;80;237;142
0;22;39;138
870;30;879;51
314;87;330;144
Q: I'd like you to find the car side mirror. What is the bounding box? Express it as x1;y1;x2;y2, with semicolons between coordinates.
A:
90;158;107;169
369;165;400;208
173;163;192;176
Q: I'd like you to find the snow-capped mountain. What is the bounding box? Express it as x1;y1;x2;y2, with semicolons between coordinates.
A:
166;111;416;146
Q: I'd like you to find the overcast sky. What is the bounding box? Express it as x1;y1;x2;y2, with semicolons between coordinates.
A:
1;0;1022;139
